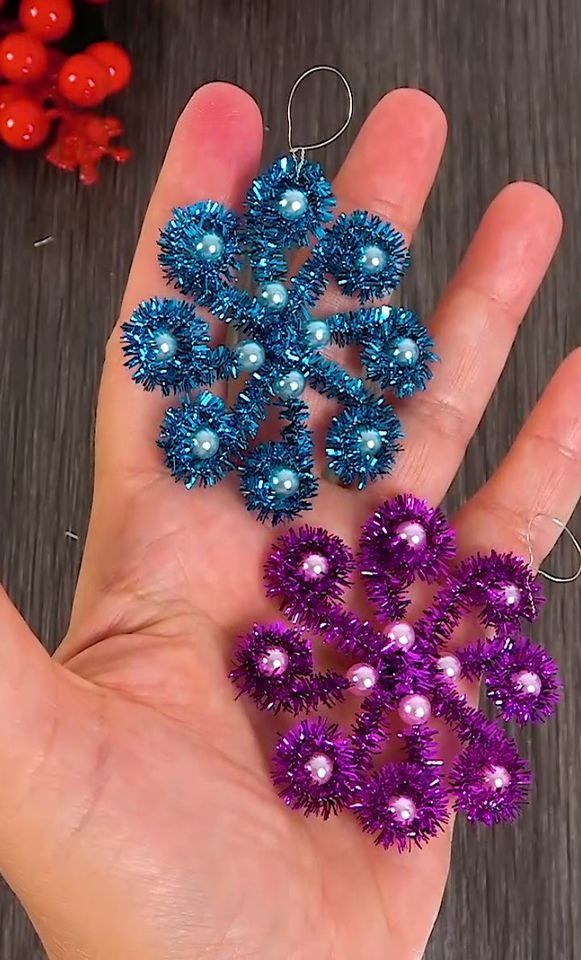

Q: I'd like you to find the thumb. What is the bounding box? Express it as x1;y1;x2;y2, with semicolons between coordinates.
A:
0;585;57;795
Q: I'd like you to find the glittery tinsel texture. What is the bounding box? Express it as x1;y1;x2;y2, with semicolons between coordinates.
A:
352;762;450;851
158;392;241;487
449;734;532;825
231;494;561;851
230;623;348;714
124;153;436;523
121;298;231;395
272;717;360;818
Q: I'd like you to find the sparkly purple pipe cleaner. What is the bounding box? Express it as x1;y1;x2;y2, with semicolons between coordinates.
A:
230;495;562;851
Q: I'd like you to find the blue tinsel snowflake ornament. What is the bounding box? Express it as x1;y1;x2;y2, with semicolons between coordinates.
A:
122;152;436;523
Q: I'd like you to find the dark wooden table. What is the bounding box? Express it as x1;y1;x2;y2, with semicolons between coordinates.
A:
0;1;579;957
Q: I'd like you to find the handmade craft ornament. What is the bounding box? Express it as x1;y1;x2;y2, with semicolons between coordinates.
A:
122;68;437;524
230;495;562;850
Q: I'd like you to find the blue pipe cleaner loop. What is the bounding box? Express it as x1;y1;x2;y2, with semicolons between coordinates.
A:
322;211;411;302
121;298;233;395
360;305;437;397
158;201;241;303
326;401;403;487
158;392;242;488
125;151;437;523
244;154;335;280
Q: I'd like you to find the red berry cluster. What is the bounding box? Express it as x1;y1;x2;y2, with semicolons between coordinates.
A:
0;0;131;183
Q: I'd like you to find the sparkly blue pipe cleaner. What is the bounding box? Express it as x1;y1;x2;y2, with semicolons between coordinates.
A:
122;153;436;523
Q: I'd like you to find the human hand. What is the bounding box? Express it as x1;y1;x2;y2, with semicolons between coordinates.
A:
0;83;579;960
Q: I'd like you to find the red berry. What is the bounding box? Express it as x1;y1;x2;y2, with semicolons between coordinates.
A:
19;0;74;43
58;53;109;107
86;41;131;94
0;84;27;111
0;97;50;149
0;32;49;84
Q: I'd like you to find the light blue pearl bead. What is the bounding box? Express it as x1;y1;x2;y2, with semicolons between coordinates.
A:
358;428;383;456
192;428;220;460
306;318;331;348
393;337;420;366
260;281;289;312
235;340;265;372
195;232;224;261
278;188;308;221
154;331;177;361
269;467;299;498
275;370;306;400
360;244;387;274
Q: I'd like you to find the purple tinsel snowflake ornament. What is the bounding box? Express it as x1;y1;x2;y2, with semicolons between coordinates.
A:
230;494;562;851
122;147;436;524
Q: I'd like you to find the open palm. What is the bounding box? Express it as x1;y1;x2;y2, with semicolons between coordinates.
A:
0;83;579;960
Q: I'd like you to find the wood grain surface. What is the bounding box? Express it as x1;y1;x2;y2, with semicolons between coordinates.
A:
0;0;579;957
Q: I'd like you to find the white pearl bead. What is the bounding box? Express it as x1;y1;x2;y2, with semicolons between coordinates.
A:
306;319;331;348
258;646;289;677
360;244;387;274
278;188;308;220
395;521;427;549
437;654;461;681
275;370;306;400
153;331;177;361
192;428;219;460
235;340;265;372
305;753;334;785
269;467;299;498
346;662;378;695
357;428;383;456
393;337;420;366
385;621;416;652
389;795;417;825
260;281;288;312
398;694;431;725
195;231;224;261
301;553;329;579
483;765;511;791
513;670;542;697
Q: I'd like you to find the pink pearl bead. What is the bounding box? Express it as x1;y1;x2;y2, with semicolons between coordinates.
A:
398;694;431;725
346;662;378;695
437;654;461;681
301;552;329;579
483;765;511;791
389;795;417;825
502;583;521;607
513;669;542;697
305;752;334;785
385;621;416;652
258;646;289;677
395;520;427;549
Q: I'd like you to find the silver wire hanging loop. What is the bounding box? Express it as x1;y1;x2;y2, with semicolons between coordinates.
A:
526;513;581;583
287;65;354;155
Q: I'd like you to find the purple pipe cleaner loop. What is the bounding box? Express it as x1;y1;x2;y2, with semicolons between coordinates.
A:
230;495;562;849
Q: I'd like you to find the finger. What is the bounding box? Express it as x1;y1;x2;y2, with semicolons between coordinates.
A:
96;83;264;488
455;348;581;560
305;88;447;448
366;181;563;505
